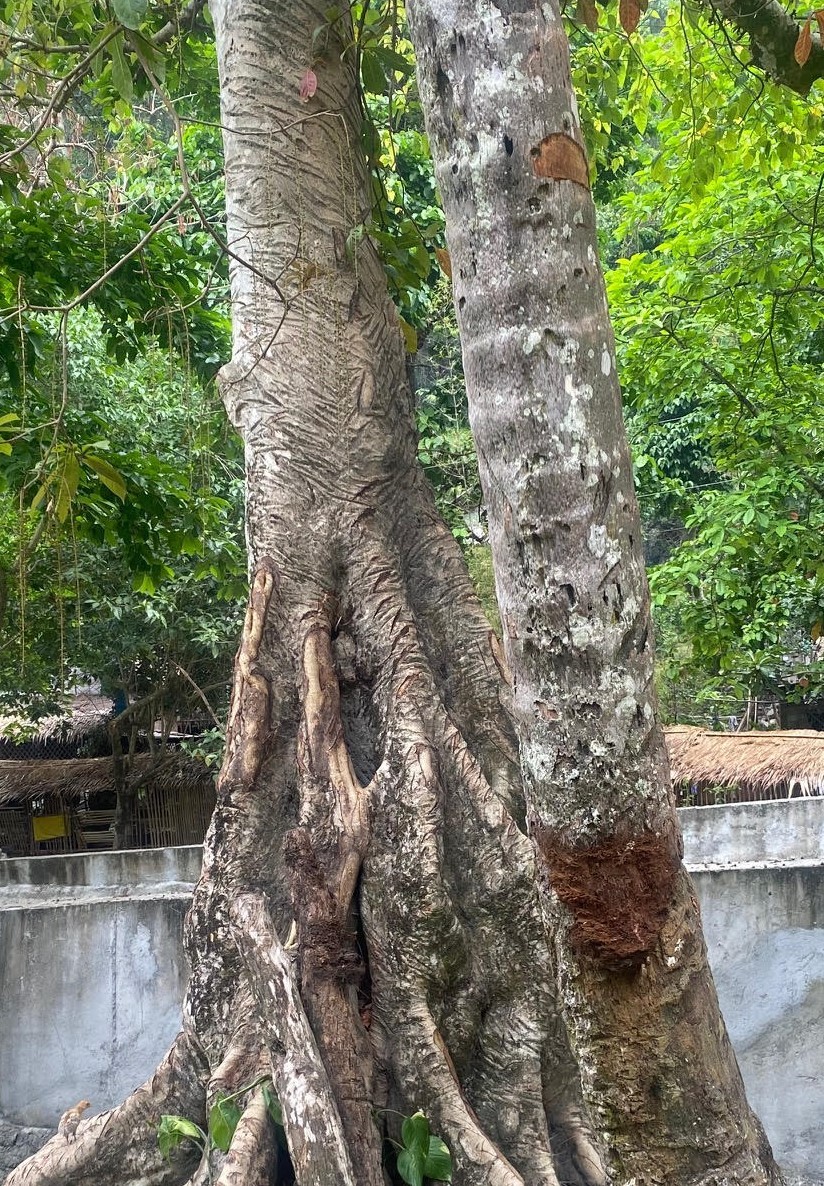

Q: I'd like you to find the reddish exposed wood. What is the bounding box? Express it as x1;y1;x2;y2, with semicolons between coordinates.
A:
530;133;590;189
534;824;681;965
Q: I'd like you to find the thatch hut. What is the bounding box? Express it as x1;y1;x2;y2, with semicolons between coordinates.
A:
0;752;215;856
666;726;824;806
0;688;115;760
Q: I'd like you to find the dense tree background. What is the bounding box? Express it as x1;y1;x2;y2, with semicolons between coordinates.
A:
1;0;822;725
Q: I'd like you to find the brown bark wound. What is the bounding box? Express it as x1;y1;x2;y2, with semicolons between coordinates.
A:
534;824;681;966
530;133;589;189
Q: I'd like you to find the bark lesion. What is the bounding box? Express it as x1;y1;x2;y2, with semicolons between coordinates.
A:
534;823;682;967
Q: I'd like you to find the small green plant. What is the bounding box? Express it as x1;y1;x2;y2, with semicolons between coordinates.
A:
157;1114;206;1160
393;1111;452;1186
158;1074;283;1174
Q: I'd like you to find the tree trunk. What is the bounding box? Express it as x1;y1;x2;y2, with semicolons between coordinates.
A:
4;3;605;1184
407;3;783;1184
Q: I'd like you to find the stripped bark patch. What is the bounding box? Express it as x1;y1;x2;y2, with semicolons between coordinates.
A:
534;824;681;966
530;134;590;189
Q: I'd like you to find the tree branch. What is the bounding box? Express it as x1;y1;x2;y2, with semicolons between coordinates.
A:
154;0;209;47
705;0;824;93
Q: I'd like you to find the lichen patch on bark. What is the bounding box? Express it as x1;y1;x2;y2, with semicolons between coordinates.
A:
534;824;681;966
530;133;589;189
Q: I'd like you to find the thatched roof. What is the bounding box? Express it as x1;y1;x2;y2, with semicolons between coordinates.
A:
665;726;824;791
0;752;213;805
0;691;113;744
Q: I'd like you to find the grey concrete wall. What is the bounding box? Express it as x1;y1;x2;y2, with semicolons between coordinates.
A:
690;863;824;1180
681;799;824;1181
2;811;823;1181
0;844;202;896
680;798;824;868
0;847;196;1133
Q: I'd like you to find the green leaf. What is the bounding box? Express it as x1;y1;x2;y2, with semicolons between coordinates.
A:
130;31;167;83
398;316;418;354
261;1082;283;1127
208;1095;243;1153
424;1135;453;1181
396;1112;431;1186
373;45;414;76
397;1145;426;1186
112;0;148;30
134;571;157;594
109;33;134;102
157;1115;205;1160
85;455;127;501
361;50;387;96
55;452;81;523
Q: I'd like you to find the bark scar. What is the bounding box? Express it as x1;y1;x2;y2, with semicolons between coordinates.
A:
530;133;590;190
222;556;278;789
534;823;681;967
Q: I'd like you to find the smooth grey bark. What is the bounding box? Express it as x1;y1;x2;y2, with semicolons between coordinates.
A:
5;3;606;1185
407;2;784;1184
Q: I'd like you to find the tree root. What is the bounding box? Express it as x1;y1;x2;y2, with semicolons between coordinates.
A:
229;892;359;1186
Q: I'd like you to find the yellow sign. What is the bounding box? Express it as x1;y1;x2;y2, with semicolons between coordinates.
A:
32;814;68;841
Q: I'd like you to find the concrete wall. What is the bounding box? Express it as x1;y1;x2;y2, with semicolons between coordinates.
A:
680;797;824;868
1;810;823;1181
691;863;824;1180
680;800;824;1181
0;847;196;1133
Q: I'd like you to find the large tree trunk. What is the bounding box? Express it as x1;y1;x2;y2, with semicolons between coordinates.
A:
407;3;783;1184
4;4;605;1185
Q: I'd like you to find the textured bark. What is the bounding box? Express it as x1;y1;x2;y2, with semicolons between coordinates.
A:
4;3;606;1185
407;3;784;1184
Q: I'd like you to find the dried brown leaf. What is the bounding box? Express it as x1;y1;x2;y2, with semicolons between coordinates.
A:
815;9;824;39
577;0;599;31
794;18;812;65
619;0;641;33
435;246;452;279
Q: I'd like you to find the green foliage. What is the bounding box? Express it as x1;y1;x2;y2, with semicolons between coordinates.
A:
603;7;824;710
395;1112;452;1186
157;1077;283;1176
413;285;482;542
208;1096;243;1153
0;312;245;705
157;1115;206;1160
260;1080;284;1128
0;2;238;709
465;545;501;633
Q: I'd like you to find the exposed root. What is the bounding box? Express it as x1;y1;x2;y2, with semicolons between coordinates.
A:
3;1031;208;1186
3;530;611;1186
545;1101;609;1186
370;1002;528;1186
229;892;358;1186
